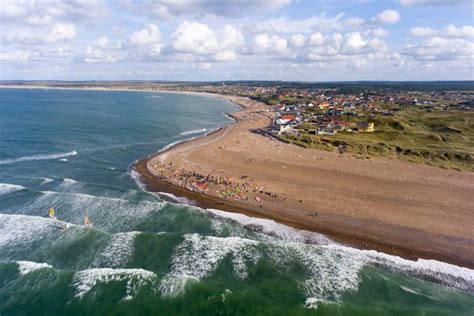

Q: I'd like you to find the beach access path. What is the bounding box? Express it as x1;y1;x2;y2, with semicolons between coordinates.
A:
137;93;474;268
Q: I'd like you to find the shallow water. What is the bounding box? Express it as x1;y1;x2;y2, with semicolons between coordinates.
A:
0;88;473;315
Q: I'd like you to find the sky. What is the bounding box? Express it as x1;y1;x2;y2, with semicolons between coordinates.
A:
0;0;473;81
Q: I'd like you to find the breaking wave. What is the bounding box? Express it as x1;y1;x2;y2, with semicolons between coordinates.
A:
92;231;141;268
72;268;157;300
0;183;25;195
155;213;474;307
179;128;207;136
0;151;77;165
160;233;260;297
17;261;53;276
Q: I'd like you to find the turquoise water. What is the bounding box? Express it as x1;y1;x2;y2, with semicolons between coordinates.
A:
0;88;472;315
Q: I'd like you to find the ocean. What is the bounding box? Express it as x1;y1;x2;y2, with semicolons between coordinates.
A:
0;88;472;315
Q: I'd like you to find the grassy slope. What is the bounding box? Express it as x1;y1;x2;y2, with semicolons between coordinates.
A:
282;108;474;171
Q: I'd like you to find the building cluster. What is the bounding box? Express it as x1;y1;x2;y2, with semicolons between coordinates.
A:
268;100;375;137
172;83;472;139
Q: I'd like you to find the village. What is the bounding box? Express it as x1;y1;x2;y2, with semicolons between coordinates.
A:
167;82;473;142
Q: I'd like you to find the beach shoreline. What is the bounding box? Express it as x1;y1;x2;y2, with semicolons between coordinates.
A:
133;93;474;269
3;84;473;268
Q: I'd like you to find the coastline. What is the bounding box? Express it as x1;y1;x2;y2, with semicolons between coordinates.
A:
133;93;474;269
3;84;472;268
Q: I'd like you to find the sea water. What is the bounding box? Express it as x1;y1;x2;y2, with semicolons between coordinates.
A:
0;88;472;315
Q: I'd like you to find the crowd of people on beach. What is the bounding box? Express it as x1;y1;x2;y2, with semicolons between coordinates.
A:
152;162;279;204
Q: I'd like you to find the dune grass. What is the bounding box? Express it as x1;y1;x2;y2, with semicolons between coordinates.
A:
282;108;474;171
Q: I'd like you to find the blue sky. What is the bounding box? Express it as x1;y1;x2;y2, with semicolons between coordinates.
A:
0;0;473;81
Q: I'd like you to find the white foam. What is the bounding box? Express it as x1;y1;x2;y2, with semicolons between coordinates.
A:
0;214;75;259
179;128;207;136
158;192;195;205
158;140;182;153
129;169;147;191
205;208;331;245
130;169;184;203
58;158;67;162
62;178;78;184
160;233;260;297
0;214;61;247
93;232;140;268
17;261;52;275
331;245;474;292
263;241;366;307
0;151;77;165
284;242;474;308
40;177;54;184
13;185;164;230
0;183;25;195
156;217;474;307
157;128;217;154
57;178;83;192
72;268;157;300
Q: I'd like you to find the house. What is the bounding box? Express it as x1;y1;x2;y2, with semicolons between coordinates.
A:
280;112;298;121
277;124;293;135
318;101;330;109
357;122;375;132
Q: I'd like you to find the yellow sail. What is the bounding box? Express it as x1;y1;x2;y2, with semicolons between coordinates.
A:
48;207;55;218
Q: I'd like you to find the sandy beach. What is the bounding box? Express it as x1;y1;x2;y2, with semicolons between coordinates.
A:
134;93;474;268
4;85;472;267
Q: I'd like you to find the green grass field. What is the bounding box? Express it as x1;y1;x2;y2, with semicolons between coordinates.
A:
282;108;474;171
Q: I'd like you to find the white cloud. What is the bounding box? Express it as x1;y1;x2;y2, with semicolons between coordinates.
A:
309;32;325;45
371;28;387;37
244;13;345;34
345;17;366;28
0;0;106;25
444;25;474;38
345;32;367;50
399;0;471;6
128;24;161;46
403;37;474;60
2;23;76;45
214;50;237;61
332;33;343;44
46;23;77;42
375;10;400;24
219;25;245;50
171;21;219;54
290;30;390;63
0;50;31;63
410;27;437;37
289;34;306;47
135;0;291;18
411;25;474;38
82;34;127;64
93;37;122;50
252;33;288;54
171;21;244;62
0;46;72;63
194;63;212;70
83;45;126;63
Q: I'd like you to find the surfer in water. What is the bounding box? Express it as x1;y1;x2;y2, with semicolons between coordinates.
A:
48;207;57;219
49;207;70;231
83;214;92;227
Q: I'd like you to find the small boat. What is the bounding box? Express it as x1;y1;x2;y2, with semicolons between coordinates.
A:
48;207;57;219
83;214;92;227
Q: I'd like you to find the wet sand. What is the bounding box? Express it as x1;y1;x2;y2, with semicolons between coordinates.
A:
134;93;474;268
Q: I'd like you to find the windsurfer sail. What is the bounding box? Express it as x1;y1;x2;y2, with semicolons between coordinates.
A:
48;207;57;219
83;214;92;227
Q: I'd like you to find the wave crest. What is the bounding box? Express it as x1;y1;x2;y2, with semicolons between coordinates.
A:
0;151;77;165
